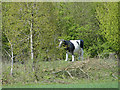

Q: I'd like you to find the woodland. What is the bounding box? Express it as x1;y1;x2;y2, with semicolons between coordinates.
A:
1;2;119;86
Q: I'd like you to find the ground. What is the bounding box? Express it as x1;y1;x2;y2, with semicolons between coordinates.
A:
2;58;118;88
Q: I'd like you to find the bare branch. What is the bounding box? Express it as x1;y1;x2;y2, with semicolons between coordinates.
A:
4;49;11;58
66;71;73;79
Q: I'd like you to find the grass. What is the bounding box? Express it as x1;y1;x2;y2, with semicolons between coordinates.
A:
2;58;118;88
3;81;118;88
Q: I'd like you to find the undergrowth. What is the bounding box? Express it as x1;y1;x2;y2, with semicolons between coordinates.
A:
2;58;118;86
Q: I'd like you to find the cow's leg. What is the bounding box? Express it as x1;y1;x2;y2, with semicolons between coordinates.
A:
72;54;75;62
65;51;68;61
81;48;84;60
72;52;74;62
78;50;81;60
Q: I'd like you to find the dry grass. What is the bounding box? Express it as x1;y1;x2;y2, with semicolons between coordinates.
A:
2;58;118;85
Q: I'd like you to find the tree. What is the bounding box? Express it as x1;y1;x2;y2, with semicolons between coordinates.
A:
2;2;60;63
96;2;120;59
2;2;35;74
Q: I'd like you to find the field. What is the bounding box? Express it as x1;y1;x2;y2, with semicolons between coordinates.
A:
3;81;118;88
2;58;118;88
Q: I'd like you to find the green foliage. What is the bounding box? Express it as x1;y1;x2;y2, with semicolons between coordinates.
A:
2;2;119;87
96;2;119;55
2;2;119;62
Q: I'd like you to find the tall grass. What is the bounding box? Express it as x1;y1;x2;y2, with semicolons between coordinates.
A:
2;58;118;87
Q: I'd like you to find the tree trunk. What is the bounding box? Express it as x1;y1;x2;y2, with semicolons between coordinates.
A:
10;44;14;76
7;38;14;76
30;22;33;60
30;22;34;71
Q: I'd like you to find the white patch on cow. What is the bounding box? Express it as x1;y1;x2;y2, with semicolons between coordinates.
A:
70;40;80;52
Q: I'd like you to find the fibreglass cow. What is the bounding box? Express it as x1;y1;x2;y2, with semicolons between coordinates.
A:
58;39;84;62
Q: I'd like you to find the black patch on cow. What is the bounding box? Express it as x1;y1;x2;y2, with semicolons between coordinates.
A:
80;39;84;49
64;40;75;54
76;41;79;45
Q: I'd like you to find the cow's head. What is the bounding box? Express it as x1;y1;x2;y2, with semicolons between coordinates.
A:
58;39;65;48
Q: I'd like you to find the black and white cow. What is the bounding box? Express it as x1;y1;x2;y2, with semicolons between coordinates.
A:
58;39;84;62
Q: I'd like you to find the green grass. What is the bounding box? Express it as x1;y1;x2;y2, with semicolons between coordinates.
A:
3;81;118;88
